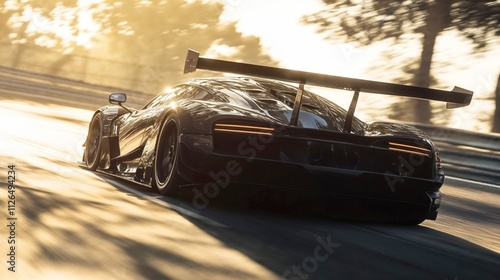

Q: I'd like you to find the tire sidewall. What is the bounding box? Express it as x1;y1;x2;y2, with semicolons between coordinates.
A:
153;113;180;195
85;114;102;170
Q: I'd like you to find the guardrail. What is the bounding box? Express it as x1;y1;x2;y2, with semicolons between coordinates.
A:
412;124;500;186
0;65;150;109
412;124;500;152
1;65;498;186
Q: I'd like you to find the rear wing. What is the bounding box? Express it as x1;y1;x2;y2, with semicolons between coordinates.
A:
184;49;473;131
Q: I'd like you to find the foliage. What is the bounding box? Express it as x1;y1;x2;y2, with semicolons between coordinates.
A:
305;0;499;49
0;0;274;92
304;0;500;124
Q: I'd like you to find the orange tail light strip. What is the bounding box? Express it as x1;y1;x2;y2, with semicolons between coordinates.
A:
388;147;431;157
214;124;274;136
215;124;274;131
388;142;432;157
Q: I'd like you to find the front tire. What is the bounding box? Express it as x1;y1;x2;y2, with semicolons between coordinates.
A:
152;114;182;195
85;114;103;171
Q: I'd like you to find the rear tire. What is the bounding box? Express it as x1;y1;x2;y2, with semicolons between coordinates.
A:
152;114;182;195
85;114;103;171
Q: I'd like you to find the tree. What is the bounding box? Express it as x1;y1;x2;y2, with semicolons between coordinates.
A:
493;74;500;133
90;0;275;92
0;2;30;66
1;0;274;93
304;0;500;124
0;0;88;68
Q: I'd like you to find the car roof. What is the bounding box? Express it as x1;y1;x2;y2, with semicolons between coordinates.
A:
184;76;293;91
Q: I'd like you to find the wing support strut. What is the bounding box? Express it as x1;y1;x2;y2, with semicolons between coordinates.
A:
290;82;305;126
344;90;360;133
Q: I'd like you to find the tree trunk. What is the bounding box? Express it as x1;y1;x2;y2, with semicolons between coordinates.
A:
49;54;72;75
492;74;500;133
415;33;438;88
412;30;437;124
11;44;27;68
10;21;30;68
411;0;452;124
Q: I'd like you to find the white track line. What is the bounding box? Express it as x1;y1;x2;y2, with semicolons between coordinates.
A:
94;174;228;228
446;176;499;189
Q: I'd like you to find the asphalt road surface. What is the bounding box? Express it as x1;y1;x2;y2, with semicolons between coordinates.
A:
1;90;499;280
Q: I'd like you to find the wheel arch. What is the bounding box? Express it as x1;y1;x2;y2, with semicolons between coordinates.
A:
83;106;123;165
84;110;102;147
136;107;184;185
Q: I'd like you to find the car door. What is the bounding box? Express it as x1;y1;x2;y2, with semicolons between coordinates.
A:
114;109;153;156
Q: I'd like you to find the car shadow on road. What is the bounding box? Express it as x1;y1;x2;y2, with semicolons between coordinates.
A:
3;148;500;280
6;155;269;279
94;173;500;280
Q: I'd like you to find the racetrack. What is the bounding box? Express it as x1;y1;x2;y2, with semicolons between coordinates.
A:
1;74;499;279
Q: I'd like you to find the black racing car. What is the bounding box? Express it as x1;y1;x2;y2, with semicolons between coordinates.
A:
82;50;473;224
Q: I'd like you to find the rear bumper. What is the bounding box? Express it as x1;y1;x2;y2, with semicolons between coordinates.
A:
177;133;444;220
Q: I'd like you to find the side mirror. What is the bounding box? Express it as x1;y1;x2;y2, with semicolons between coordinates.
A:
109;92;127;104
109;92;132;113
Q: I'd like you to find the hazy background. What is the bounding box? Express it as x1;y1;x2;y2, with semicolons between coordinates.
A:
1;0;498;132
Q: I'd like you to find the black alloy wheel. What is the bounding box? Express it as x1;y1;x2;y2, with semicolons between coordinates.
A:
153;114;181;195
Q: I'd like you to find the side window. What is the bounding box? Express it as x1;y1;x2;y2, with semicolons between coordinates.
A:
143;87;183;109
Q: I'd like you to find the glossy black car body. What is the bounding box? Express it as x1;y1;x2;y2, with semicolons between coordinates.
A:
83;76;447;224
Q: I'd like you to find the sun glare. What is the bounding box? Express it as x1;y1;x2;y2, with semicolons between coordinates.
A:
6;0;102;49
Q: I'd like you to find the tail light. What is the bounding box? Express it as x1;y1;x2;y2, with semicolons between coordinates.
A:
388;142;432;158
214;123;274;136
